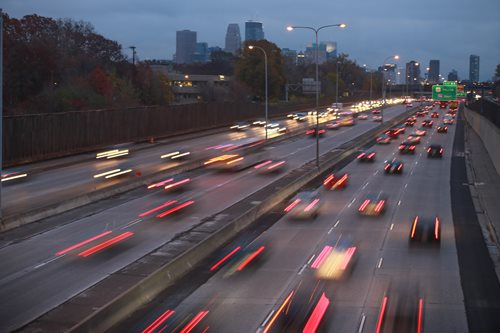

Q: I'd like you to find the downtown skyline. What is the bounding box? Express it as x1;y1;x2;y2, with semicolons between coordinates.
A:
3;0;499;81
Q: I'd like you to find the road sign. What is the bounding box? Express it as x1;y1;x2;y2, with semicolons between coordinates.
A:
432;85;457;101
443;81;457;86
457;84;466;98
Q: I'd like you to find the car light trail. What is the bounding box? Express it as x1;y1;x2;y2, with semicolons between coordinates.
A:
104;169;133;179
262;290;294;333
304;199;320;212
156;201;195;218
303;292;330;333
141;309;175;333
78;231;134;257
161;151;180;159
1;172;28;182
375;296;388;333
417;298;424;333
435;217;440;240
284;199;301;212
374;200;385;213
311;246;333;269
323;174;334;185
226;157;244;165
178;310;209;333
340;247;357;270
164;178;190;190
93;169;121;178
411;216;419;238
255;160;273;169
147;178;174;189
171;152;190;159
55;231;113;256
237;246;265;271
268;161;285;170
139;200;178;217
358;200;370;212
210;246;241;271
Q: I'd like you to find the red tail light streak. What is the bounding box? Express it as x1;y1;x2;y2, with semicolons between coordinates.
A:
304;199;320;212
268;161;286;170
284;199;301;212
368;152;376;159
411;216;419;239
303;292;330;333
375;296;388;333
156;201;195;218
311;246;333;269
164;178;190;190
55;231;112;256
262;290;295;333
374;200;385;213
141;309;175;333
255;160;273;169
210;246;241;271
78;231;134;257
357;153;365;159
435;217;440;240
359;200;370;212
417;298;424;333
139;200;178;217
179;311;210;333
340;247;357;270
323;174;334;185
237;246;265;271
147;178;174;189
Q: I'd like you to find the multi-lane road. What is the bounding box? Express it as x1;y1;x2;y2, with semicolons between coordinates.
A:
0;105;408;331
114;105;470;332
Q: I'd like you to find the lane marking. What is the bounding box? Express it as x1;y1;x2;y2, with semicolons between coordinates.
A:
298;264;307;275
123;218;142;229
390;223;394;230
334;219;341;228
347;198;356;208
377;257;384;268
261;310;275;327
307;255;316;265
34;255;65;270
362;182;369;189
358;314;366;333
405;184;408;188
328;227;334;234
398;200;402;206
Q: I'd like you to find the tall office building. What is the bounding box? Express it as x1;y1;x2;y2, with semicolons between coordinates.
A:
303;42;337;64
281;48;298;66
245;21;264;41
379;64;397;85
225;24;241;55
405;61;421;84
448;69;458;81
175;30;197;64
428;60;440;83
193;42;209;63
469;55;480;82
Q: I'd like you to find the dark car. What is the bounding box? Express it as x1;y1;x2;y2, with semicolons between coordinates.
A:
437;125;448;133
416;111;426;117
431;111;440;118
306;127;326;137
372;109;381;114
385;128;403;139
357;151;376;162
323;173;349;190
376;134;392;144
399;141;416;154
427;144;443;158
358;192;388;216
421;119;433;128
325;120;341;130
384;159;404;174
409;215;441;244
405;120;415;127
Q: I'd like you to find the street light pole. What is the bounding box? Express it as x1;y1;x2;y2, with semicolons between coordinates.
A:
381;54;399;123
248;45;268;140
287;23;346;169
336;61;340;106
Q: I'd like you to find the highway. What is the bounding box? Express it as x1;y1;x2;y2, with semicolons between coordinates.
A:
115;105;469;332
0;105;407;331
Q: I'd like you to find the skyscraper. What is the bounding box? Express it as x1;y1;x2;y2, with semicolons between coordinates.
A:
405;61;421;84
469;55;480;82
225;24;241;55
193;42;209;63
379;64;397;85
428;60;440;83
448;69;458;81
245;21;264;41
175;30;196;64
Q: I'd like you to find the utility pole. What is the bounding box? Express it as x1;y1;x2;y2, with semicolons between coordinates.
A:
129;46;137;65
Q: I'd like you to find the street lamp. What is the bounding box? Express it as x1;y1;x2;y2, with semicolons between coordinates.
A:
248;45;269;140
287;23;346;169
381;54;399;122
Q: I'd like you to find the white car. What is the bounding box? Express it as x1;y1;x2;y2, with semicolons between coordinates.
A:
358;114;368;120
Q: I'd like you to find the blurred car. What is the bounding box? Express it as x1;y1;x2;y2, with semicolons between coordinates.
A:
406;103;413;107
409;215;441;244
373;115;383;122
1;171;29;184
407;116;417;122
357;151;376;162
395;125;406;133
93;164;134;180
313;239;357;280
358;192;387;216
254;159;286;174
266;122;288;133
161;148;191;160
323;173;349;190
385;128;403;139
147;174;191;192
308;110;318;116
219;240;269;278
252;119;267;126
405;120;415;127
284;191;322;219
416;110;426;117
427;144;443;158
372;109;381;114
384;159;404;174
443;116;454;125
376;134;392;144
412;129;427;136
230;122;250;131
421;119;433;128
306;127;326;137
399;141;416;154
325;120;341;130
406;135;421;144
294;112;307;121
339;117;355;126
437;124;448;133
431;111;440;118
358;114;368;120
96;148;129;159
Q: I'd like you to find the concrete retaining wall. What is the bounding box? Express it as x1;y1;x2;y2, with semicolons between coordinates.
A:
463;108;500;175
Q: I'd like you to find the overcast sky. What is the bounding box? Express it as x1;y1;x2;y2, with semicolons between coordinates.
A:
3;0;499;81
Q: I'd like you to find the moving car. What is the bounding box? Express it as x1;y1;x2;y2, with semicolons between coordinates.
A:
358;192;387;216
376;134;392;144
1;171;29;184
372;109;381;114
373;115;383;122
161;148;191;161
412;129;427;136
409;215;441;244
306;127;326;137
405;120;415;127
427;144;443;158
385;128;403;139
431;111;440;118
323;173;349;190
421;119;433;128
284;191;322;219
399;141;416;154
252;119;266;126
437;124;448;133
325;120;341;130
384;159;404;174
443;116;454;125
313;239;357;280
147;174;191;192
357;151;376;162
294;112;307;121
406;135;421;144
230;122;250;131
358;114;368;120
266;122;288;133
416;110;426;117
254;159;286;174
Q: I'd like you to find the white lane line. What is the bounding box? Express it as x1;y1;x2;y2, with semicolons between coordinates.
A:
374;170;379;175
405;183;408;188
328;227;334;234
307;255;316;265
390;223;394;230
415;161;419;165
362;182;369;189
377;257;384;268
298;264;307;275
34;255;65;270
398;200;402;206
334;219;341;228
347;198;356;208
123;218;143;229
261;310;275;328
358;314;367;333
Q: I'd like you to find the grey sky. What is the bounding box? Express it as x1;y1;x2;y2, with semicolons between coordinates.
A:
3;0;500;81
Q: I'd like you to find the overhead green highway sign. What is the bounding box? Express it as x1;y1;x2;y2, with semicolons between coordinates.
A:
432;85;457;101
